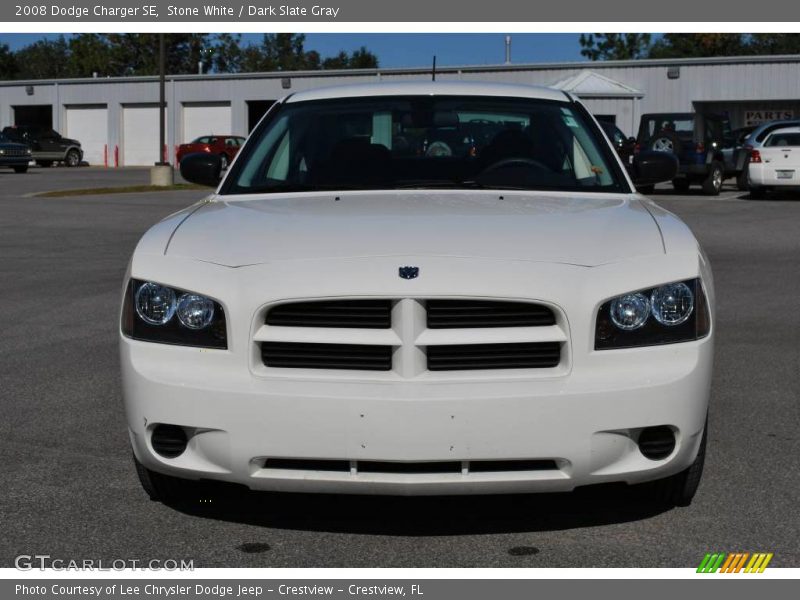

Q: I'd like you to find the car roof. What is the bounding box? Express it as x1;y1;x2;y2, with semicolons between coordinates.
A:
640;113;694;118
765;126;800;135
284;81;571;104
751;119;800;140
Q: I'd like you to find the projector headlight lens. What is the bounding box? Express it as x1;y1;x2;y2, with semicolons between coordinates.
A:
176;294;215;330
609;293;650;330
650;282;694;326
134;282;176;325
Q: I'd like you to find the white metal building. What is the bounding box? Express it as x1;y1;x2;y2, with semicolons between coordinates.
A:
1;54;799;166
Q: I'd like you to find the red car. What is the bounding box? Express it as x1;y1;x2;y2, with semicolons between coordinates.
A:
176;135;246;170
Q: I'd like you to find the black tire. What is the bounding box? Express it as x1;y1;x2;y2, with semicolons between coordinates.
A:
648;130;681;155
36;160;53;168
219;153;229;170
636;184;655;195
132;453;206;506
701;161;724;195
645;421;707;507
749;187;767;200
672;178;691;193
65;149;81;167
736;169;749;191
13;165;28;174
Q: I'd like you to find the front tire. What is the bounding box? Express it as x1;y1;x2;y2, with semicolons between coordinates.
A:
701;162;724;195
13;165;28;173
645;422;707;506
65;149;81;167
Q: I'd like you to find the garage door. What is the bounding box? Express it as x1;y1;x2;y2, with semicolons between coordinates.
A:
182;103;232;143
65;105;107;166
122;105;167;166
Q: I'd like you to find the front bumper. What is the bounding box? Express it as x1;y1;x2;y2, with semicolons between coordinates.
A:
121;254;714;496
0;156;31;167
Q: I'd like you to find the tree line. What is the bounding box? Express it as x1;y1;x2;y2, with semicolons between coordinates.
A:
0;33;379;80
579;33;800;61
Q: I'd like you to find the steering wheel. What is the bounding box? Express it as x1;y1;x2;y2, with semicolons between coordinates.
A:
426;141;453;157
478;157;552;176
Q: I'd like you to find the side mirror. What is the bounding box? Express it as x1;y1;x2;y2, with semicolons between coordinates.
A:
180;152;222;187
628;150;678;187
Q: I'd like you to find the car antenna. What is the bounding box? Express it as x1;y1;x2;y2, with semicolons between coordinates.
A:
431;55;436;81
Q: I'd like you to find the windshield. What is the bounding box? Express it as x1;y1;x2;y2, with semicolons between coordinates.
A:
640;116;694;141
223;95;625;195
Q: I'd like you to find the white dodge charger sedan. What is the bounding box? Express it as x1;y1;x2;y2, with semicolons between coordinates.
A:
120;82;713;507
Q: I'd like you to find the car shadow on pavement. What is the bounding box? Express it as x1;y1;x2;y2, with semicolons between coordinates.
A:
164;482;674;535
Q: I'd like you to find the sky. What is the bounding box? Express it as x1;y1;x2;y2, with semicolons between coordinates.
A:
0;33;588;67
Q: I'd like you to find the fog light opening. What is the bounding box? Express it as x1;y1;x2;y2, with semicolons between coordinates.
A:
151;424;188;458
638;426;676;460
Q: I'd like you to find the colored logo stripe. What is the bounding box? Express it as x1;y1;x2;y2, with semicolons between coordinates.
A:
697;552;773;573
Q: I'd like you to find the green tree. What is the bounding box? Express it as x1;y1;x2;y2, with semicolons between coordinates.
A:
648;34;748;59
747;33;800;55
0;43;18;80
579;33;652;60
211;33;243;73
347;46;379;69
100;34;211;76
13;36;70;79
67;34;110;78
321;50;350;70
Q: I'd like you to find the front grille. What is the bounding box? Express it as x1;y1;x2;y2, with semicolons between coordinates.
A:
260;458;559;474
426;299;555;328
261;341;393;371
257;298;566;375
426;342;561;371
266;299;392;329
1;148;29;157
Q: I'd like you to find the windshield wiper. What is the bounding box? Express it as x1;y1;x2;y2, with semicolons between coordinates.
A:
235;183;364;194
394;180;532;191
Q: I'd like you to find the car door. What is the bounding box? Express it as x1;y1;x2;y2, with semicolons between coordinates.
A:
39;129;66;159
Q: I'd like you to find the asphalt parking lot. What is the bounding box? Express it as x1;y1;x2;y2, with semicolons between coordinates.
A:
1;167;798;568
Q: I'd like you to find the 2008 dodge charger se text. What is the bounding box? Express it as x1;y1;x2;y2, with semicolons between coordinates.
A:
120;82;713;508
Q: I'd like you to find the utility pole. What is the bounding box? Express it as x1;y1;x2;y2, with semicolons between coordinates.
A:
151;33;173;185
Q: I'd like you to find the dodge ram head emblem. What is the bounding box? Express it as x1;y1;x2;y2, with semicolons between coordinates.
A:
398;266;419;280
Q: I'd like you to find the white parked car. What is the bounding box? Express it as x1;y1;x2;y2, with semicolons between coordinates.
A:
747;126;800;198
121;82;713;508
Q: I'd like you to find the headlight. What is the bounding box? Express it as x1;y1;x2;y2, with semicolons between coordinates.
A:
122;279;227;348
595;278;710;350
609;293;650;330
650;282;694;325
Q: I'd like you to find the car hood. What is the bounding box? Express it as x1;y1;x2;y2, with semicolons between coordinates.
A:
164;191;664;267
0;142;29;151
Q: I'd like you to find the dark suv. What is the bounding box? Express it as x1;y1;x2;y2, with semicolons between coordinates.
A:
1;125;83;167
636;112;744;195
0;132;32;173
